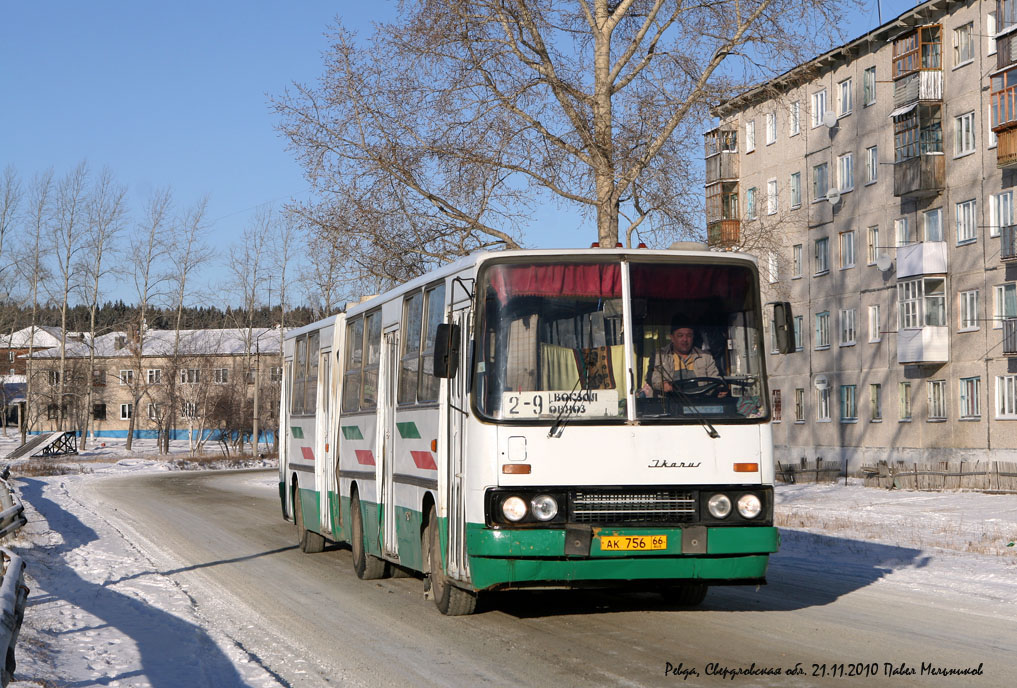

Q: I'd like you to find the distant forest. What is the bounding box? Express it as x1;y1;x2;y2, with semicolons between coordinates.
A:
1;301;326;334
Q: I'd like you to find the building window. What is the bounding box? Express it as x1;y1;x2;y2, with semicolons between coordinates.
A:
868;304;881;342
993;283;1017;328
772;389;782;421
812;162;828;200
182;401;199;419
960;377;981;419
815;311;830;349
863;66;876;106
895;217;912;247
213;368;229;384
814;237;829;274
956;199;977;244
837;153;853;191
46;404;58;420
990;191;1012;238
928;380;947;420
953;22;974;65
93;403;106;421
840;231;855;268
792;244;802;278
959;290;979;331
924;207;943;242
790;171;801;208
181;368;200;384
870;384;882;421
840;385;857;421
119;369;133;386
865;145;878;183
766;179;777;215
997;374;1017;417
147;368;161;385
837;78;852;116
954;111;975;156
745;120;755;152
48;370;60;385
120;403;132;420
745;187;756;219
793;315;803;351
812;89;827;128
789;101;801;136
794;388;805;421
92;369;106;386
898;279;921;329
148;403;160;420
270;366;283;382
988;11;998;55
817;387;831;421
765;113;776;145
924;278;946;326
767;251;778;283
899;381;912;421
867;226;879;265
839;308;856;345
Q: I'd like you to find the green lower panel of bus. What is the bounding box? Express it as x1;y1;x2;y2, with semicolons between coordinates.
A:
465;524;779;591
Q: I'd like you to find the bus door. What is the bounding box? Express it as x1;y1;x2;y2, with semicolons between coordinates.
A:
315;346;333;534
380;327;400;558
445;306;471;580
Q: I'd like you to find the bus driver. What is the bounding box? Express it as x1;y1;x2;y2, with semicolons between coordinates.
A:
641;315;725;398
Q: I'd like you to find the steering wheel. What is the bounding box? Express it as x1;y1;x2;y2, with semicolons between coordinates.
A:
667;376;729;397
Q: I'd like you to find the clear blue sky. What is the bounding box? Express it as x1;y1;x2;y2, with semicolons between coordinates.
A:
1;1;912;305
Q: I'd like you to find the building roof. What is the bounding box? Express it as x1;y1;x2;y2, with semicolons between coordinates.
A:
0;325;66;349
711;0;952;118
27;328;282;359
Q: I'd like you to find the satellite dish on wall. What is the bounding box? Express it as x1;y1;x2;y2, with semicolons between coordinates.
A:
814;375;829;391
876;253;893;272
825;188;841;206
823;111;837;128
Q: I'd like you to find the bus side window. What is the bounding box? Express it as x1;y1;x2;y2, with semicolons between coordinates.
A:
419;283;446;401
361;311;382;409
305;330;319;414
399;291;423;405
292;335;307;415
342;318;364;412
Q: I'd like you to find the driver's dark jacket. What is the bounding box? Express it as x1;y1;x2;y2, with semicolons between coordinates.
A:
647;342;720;394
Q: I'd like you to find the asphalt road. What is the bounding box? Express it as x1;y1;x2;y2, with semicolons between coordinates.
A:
84;469;1015;687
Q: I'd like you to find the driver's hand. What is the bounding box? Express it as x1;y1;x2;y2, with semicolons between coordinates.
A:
717;389;728;398
662;381;672;393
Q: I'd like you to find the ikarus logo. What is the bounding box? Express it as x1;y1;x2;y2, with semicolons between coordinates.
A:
648;459;701;469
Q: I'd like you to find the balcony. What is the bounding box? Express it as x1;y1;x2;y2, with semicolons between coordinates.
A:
707;220;740;248
893;71;943;107
896;241;947;278
1003;225;1017;261
893;153;944;199
898;326;949;364
705;151;739;184
996;127;1017;169
1005;318;1017;356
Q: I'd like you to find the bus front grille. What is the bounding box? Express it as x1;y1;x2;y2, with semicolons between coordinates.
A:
570;490;697;524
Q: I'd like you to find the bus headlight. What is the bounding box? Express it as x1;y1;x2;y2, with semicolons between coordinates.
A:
530;495;558;521
501;496;528;522
707;493;732;519
737;494;762;519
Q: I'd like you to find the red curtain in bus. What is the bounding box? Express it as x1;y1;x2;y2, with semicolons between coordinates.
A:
488;263;621;304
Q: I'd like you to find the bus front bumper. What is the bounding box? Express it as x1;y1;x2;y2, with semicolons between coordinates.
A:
465;524;779;591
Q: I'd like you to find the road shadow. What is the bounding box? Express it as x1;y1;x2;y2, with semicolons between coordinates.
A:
492;528;925;619
15;477;280;688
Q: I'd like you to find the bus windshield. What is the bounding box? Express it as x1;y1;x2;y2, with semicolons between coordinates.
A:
472;259;768;423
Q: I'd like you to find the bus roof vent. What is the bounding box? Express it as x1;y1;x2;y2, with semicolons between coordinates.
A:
668;241;708;251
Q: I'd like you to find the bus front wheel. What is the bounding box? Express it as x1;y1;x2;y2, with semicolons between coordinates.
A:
425;505;477;616
350;492;387;579
660;583;708;607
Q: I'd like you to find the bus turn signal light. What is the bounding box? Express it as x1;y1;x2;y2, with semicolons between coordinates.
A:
431;439;438;452
502;464;531;474
733;463;758;472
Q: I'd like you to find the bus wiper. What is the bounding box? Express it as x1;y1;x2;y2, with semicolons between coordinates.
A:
667;377;720;439
548;376;582;438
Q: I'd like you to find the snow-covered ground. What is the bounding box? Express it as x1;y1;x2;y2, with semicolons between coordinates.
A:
1;431;1016;686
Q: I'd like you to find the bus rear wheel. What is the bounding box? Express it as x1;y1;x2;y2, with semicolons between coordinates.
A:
350;491;387;579
294;483;325;554
425;505;477;616
660;583;708;607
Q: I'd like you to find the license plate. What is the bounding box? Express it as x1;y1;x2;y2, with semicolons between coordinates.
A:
599;535;667;551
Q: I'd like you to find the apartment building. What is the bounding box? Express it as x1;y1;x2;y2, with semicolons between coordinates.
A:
705;0;1017;468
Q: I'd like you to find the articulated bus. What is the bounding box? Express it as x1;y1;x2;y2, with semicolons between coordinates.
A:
279;247;792;615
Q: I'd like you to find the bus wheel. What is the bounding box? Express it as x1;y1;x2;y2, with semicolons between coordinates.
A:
350;492;387;580
425;505;477;616
660;583;708;607
294;484;325;554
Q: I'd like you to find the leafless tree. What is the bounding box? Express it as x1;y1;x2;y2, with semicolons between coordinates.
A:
301;227;349;317
274;0;849;281
78;168;128;448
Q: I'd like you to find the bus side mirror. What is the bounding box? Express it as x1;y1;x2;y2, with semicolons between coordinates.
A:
773;302;794;354
433;323;460;378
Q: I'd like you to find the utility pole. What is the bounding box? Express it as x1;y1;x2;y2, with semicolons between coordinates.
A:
252;339;260;457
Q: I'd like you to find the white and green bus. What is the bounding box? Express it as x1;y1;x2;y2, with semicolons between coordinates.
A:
279;247;792;615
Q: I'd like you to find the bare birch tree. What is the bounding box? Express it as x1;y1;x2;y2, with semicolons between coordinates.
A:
274;0;848;281
78;168;128;448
